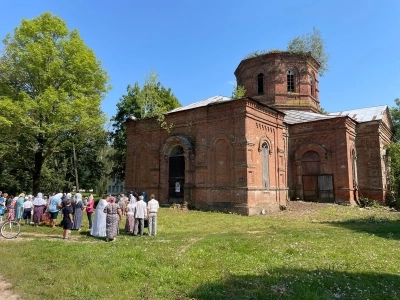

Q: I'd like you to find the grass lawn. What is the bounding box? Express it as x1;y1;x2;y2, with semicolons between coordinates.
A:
0;201;399;299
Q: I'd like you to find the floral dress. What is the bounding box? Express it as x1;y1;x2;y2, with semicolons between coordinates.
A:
7;198;16;221
105;203;120;239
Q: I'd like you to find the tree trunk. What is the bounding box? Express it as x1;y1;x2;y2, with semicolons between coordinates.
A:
32;150;45;195
73;143;79;191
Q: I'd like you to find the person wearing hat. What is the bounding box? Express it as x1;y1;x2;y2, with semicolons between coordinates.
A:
16;193;25;224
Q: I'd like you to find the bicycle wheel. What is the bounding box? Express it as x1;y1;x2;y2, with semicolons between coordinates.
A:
1;221;21;239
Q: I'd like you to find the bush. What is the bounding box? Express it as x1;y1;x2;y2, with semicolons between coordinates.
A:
355;196;381;208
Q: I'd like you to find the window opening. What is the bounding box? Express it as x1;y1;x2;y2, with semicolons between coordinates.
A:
287;70;295;92
257;73;264;95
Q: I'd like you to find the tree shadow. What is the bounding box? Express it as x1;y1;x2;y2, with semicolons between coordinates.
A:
322;217;400;241
188;267;400;299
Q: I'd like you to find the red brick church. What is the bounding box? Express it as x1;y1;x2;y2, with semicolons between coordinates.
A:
125;52;393;215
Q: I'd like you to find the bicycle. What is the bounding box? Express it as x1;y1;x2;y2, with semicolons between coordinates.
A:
1;215;21;239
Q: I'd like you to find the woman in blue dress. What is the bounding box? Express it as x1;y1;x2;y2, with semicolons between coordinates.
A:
16;193;25;224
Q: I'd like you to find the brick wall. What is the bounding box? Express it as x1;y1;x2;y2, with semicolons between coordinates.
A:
125;97;287;215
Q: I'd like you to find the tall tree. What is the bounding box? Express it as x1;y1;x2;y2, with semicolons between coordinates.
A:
287;27;329;76
387;99;400;207
0;12;109;194
110;70;181;180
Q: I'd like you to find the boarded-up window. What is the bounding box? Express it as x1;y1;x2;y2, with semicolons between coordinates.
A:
215;139;230;185
351;149;358;187
301;151;320;175
262;141;269;188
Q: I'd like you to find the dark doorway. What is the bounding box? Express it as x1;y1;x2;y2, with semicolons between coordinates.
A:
169;145;185;203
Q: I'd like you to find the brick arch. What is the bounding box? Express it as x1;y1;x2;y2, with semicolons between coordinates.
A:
294;143;327;162
162;135;192;157
258;136;273;154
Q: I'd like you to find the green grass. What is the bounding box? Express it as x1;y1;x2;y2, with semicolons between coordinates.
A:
1;203;400;299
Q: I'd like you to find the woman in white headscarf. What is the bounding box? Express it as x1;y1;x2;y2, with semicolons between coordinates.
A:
72;193;84;230
90;196;108;237
32;192;47;227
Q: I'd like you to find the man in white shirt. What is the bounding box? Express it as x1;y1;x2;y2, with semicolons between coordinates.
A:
133;195;147;236
147;194;159;236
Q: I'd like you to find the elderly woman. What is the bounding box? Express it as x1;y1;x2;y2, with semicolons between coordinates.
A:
103;196;122;242
72;193;84;231
32;192;47;227
124;197;136;233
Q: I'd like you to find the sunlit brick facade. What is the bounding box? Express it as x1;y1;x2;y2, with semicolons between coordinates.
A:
125;52;393;215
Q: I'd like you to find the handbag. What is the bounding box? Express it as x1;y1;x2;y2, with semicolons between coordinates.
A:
144;219;149;228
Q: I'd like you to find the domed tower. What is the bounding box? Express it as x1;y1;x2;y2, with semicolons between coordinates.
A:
234;51;321;113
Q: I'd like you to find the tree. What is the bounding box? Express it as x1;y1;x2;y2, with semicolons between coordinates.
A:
387;99;400;208
109;70;181;180
287;27;329;76
0;12;109;194
389;98;400;142
231;85;246;99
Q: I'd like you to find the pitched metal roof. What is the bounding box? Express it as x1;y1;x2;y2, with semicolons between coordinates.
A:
169;95;232;113
283;110;338;124
328;105;388;122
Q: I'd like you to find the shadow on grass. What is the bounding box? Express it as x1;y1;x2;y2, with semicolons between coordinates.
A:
188;267;400;299
323;217;400;240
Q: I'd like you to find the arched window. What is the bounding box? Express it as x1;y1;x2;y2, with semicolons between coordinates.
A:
287;70;295;92
310;72;316;97
257;73;264;95
262;141;269;188
351;149;358;188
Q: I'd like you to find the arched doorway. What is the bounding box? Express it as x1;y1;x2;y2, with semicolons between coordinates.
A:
169;145;185;203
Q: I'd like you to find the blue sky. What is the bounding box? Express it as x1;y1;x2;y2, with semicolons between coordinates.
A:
1;1;399;120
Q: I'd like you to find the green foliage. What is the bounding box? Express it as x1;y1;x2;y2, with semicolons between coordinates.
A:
1;205;400;299
109;70;181;180
287;27;329;76
320;107;328;114
355;196;381;208
0;12;110;194
243;49;282;59
389;98;400;142
231;85;246;99
386;142;400;202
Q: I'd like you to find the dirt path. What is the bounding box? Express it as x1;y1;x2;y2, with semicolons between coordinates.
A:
0;275;19;300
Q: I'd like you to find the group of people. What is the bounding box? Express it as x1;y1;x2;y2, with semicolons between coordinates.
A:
91;192;159;242
0;191;36;224
0;190;160;242
0;190;95;239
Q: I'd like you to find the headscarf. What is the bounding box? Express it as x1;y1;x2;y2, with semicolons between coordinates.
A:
75;193;82;203
53;193;63;199
33;192;46;206
19;193;25;198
